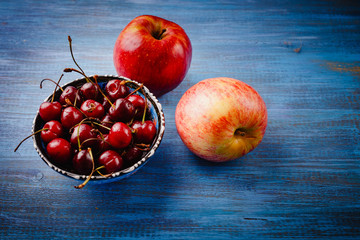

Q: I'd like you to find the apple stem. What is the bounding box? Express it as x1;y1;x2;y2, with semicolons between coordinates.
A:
14;128;49;152
155;29;166;40
235;128;246;137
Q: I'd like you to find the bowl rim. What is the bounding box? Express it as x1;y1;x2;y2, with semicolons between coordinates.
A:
32;75;165;182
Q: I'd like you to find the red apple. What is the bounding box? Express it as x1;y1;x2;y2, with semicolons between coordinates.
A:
113;15;192;97
175;77;267;162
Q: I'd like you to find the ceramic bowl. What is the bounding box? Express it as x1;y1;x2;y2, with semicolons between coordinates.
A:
32;75;165;183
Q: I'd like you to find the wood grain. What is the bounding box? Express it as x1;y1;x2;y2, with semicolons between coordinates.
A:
1;0;359;239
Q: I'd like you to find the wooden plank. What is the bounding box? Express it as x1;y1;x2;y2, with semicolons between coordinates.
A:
1;0;359;239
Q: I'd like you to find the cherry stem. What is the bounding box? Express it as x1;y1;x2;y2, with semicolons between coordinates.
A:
14;128;48;152
79;137;100;150
141;86;148;124
51;74;64;103
71;117;105;130
73;90;80;107
135;143;151;151
40;77;64;102
93;75;114;109
125;83;144;98
65;98;87;116
91;121;111;131
76;118;89;151
74;117;101;151
63;68;91;83
95;166;111;178
120;80;131;85
75;148;95;189
63;69;115;109
68;36;87;79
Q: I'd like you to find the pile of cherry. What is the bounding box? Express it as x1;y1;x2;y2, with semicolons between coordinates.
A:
15;36;157;189
17;76;156;188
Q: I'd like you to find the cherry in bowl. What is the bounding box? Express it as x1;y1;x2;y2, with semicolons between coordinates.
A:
32;75;165;184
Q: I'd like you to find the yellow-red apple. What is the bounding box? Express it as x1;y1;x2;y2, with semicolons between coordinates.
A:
175;77;267;162
113;15;192;97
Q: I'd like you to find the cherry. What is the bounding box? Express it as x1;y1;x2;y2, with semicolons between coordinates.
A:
98;150;123;173
109;98;135;123
108;122;132;149
80;82;100;100
70;124;97;148
127;94;146;119
72;149;93;175
123;146;143;166
131;120;156;144
105;79;129;101
80;99;105;119
61;106;84;129
41;120;63;143
98;114;113;134
46;138;72;165
101;95;111;112
97;134;112;152
59;86;82;107
39;101;62;122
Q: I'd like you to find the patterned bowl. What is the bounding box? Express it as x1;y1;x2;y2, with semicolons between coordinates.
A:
32;75;165;183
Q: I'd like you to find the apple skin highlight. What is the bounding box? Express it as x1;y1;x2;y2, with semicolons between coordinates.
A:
175;77;268;162
114;15;192;97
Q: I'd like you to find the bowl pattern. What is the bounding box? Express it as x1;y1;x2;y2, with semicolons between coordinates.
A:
32;75;165;183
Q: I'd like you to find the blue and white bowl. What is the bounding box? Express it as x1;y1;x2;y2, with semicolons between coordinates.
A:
32;75;165;183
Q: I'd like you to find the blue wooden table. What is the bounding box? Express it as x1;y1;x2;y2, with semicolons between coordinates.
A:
1;0;359;239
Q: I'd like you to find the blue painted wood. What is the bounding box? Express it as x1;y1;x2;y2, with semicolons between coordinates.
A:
1;0;359;239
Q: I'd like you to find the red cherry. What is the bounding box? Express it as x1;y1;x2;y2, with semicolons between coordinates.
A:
72;149;93;175
97;134;112;152
39;101;62;122
80;82;100;100
127;94;146;119
98;114;113;134
61;106;84;129
80;99;105;119
131;120;156;144
101;95;112;112
105;79;129;101
123;146;143;166
98;150;123;173
108;122;132;149
109;98;135;123
70;124;97;148
59;86;82;107
46;138;72;165
41;120;63;143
